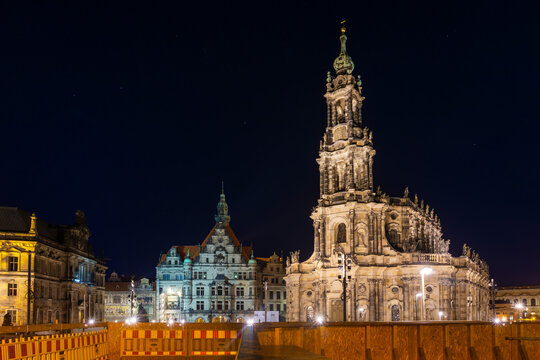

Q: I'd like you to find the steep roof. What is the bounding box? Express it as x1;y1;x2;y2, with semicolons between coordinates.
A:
157;223;252;266
105;281;131;291
0;207;58;240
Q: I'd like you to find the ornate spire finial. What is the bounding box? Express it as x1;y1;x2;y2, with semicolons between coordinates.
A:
215;188;231;224
333;21;355;75
221;181;224;195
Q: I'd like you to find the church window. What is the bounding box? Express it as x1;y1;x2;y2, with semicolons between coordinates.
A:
391;305;400;321
337;223;347;243
532;299;537;306
388;229;400;246
8;256;18;271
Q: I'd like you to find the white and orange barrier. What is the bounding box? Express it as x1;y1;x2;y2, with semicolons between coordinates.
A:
0;330;107;360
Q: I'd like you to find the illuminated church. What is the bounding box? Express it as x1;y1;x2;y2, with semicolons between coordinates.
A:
284;27;490;322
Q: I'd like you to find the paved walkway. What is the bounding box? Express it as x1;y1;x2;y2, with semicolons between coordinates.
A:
237;327;328;360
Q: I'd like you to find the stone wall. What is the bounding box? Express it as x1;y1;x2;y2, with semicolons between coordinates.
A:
255;322;540;360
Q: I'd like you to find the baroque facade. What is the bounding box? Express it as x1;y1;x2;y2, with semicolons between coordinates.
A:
155;192;257;323
284;28;490;322
0;207;106;325
256;253;287;321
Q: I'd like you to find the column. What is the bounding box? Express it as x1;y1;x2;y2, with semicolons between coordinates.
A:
377;280;384;321
368;279;376;322
314;220;321;257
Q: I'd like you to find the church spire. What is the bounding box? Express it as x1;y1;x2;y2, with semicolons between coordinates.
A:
333;20;355;75
215;187;231;224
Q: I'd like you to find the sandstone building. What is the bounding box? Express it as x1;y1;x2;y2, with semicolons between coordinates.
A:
284;28;490;322
256;253;287;321
493;285;540;322
155;192;257;323
0;208;106;325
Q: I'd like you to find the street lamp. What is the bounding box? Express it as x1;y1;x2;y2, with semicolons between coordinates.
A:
420;268;433;321
415;293;422;320
337;253;352;322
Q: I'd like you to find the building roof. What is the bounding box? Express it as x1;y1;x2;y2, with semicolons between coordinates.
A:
0;207;58;240
158;221;252;267
105;281;131;291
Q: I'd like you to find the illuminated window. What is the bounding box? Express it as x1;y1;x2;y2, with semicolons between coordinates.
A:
8;283;17;296
6;310;16;324
8;256;18;271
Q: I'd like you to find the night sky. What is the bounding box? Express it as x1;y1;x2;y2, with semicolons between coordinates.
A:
1;1;538;285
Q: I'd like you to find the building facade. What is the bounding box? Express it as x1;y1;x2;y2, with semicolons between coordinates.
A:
104;272;156;322
256;253;287;321
0;207;106;325
493;285;540;322
284;28;490;322
155;192;257;323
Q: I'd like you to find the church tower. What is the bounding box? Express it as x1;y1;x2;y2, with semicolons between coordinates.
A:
285;26;490;323
319;24;374;199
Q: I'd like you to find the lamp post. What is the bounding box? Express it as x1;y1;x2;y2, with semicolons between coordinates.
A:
337;253;352;322
415;293;422;320
489;279;496;321
420;268;432;321
263;280;268;322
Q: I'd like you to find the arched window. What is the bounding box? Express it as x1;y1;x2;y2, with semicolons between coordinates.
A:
336;224;347;243
532;299;536;306
523;299;527;305
514;299;518;304
391;305;400;321
306;306;314;322
387;229;400;246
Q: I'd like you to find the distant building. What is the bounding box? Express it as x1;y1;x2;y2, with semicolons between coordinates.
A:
285;28;490;322
256;253;286;321
0;207;106;325
104;272;156;322
493;285;540;322
155;191;257;323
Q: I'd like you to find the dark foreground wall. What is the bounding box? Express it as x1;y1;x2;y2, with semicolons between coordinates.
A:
255;322;540;360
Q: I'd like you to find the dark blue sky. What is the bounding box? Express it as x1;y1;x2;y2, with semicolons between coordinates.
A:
1;1;538;285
